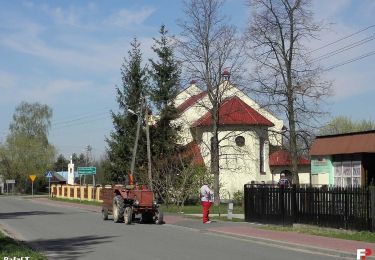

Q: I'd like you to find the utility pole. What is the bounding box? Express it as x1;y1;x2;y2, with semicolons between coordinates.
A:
130;97;144;179
145;99;153;191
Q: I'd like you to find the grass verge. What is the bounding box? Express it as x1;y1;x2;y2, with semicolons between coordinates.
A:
161;203;244;222
49;197;102;206
260;225;375;243
0;230;47;260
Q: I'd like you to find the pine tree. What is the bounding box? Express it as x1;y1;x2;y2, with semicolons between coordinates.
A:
106;38;148;183
149;25;181;158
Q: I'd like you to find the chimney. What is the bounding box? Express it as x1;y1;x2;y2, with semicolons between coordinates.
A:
222;69;230;80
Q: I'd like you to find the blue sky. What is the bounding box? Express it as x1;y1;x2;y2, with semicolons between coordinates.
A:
0;0;374;159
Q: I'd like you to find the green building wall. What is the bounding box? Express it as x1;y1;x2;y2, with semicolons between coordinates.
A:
311;155;334;185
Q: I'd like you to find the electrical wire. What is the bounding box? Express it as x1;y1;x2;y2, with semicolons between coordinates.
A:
52;107;111;125
312;34;375;62
52;112;109;127
325;50;375;71
51;115;111;130
308;24;375;54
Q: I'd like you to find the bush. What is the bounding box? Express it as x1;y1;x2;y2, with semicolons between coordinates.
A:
233;190;244;206
184;196;200;205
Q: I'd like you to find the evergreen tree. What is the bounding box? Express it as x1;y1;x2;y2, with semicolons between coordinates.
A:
53;154;69;172
106;38;148;183
149;25;181;158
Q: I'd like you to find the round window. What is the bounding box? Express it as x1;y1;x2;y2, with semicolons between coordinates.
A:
235;136;245;147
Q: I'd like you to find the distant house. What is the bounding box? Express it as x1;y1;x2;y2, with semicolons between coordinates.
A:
269;150;310;185
50;172;68;185
174;80;284;195
54;171;82;184
310;130;375;187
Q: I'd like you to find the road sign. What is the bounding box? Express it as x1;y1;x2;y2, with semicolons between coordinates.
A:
29;175;36;197
77;167;96;175
45;171;53;178
5;179;15;184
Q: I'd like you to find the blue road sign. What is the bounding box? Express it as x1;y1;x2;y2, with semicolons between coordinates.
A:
45;171;53;178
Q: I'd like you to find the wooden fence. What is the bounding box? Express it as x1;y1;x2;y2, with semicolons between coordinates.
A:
244;185;373;231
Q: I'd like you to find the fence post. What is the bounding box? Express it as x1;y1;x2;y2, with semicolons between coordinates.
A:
370;186;375;232
244;185;249;222
344;187;348;230
291;184;297;223
280;186;285;226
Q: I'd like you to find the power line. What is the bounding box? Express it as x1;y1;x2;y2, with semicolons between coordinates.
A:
308;24;375;54
325;50;375;71
52;111;109;127
51;115;111;130
52;107;110;125
312;34;375;62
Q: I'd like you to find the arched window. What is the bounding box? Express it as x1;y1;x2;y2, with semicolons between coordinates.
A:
235;136;245;147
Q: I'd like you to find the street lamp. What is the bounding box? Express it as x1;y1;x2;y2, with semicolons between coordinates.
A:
127;109;136;115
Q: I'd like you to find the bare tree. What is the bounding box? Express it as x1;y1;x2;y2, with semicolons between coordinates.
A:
178;0;244;203
245;0;331;184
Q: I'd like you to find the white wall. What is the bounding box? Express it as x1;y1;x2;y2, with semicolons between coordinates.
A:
174;84;202;107
271;165;311;185
196;127;273;197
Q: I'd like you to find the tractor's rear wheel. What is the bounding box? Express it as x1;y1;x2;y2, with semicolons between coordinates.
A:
154;208;164;225
102;208;108;220
124;206;133;225
113;195;124;223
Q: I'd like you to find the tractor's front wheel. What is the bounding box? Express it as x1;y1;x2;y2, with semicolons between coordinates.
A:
124;206;133;225
113;195;124;223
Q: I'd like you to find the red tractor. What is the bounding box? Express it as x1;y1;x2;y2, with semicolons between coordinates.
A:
101;184;163;224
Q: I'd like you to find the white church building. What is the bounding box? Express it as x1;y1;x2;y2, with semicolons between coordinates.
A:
173;80;285;196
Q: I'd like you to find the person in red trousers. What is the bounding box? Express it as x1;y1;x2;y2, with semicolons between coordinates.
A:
200;183;214;224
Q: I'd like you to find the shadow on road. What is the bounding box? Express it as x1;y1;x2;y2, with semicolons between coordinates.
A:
28;235;117;259
0;211;63;219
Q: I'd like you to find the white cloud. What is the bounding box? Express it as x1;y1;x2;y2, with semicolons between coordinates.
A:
304;1;375;101
313;0;351;21
20;79;91;103
0;71;17;91
47;6;80;27
0;26;121;72
104;7;156;28
0;8;157;74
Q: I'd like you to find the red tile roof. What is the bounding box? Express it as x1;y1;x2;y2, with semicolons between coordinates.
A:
176;91;208;113
269;150;310;166
192;96;274;127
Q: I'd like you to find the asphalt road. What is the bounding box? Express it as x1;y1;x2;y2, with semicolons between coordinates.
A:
0;196;342;260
